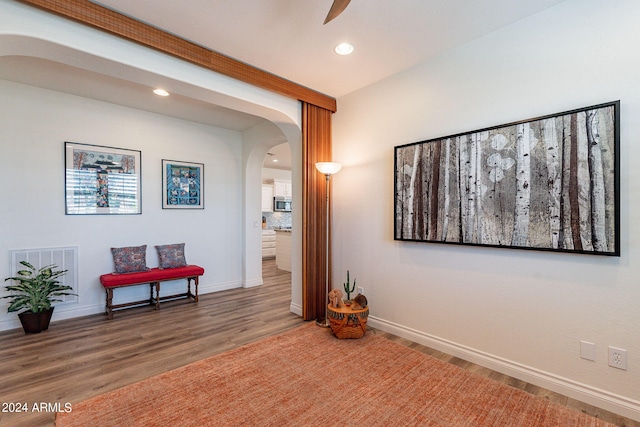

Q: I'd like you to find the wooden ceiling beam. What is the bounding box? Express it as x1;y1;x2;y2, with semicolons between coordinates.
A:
19;0;337;113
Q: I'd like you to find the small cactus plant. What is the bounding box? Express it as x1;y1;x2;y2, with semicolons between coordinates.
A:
343;270;356;301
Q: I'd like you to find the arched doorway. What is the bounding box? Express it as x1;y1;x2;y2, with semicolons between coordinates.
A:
261;142;293;266
242;121;303;316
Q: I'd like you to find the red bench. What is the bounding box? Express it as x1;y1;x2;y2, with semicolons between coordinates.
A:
99;265;205;319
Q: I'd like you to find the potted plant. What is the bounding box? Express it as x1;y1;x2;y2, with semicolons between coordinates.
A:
343;270;356;304
2;261;76;334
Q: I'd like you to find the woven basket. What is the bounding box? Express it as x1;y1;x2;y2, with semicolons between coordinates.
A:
328;306;369;339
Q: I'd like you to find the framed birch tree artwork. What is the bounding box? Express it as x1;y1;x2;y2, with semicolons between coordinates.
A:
394;101;620;256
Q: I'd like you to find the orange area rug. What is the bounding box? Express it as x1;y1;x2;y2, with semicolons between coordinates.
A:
56;323;613;426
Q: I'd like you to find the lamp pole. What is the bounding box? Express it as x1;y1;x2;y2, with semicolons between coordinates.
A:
315;162;342;327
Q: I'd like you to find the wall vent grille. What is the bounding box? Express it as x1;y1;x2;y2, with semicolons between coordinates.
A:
8;246;78;305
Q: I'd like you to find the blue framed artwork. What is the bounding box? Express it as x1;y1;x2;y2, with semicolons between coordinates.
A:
162;159;204;209
65;142;142;215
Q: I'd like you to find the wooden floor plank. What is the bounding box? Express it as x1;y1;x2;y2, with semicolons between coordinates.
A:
0;259;636;427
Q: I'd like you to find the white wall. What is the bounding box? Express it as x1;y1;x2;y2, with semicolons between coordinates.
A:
0;80;244;329
0;0;304;330
0;1;301;130
262;167;292;183
333;0;640;420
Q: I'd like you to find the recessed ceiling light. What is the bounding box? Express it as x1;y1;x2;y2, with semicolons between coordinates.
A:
334;42;354;56
273;159;279;163
153;88;170;97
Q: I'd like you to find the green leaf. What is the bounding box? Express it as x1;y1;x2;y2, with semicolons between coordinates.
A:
18;260;35;270
3;263;74;313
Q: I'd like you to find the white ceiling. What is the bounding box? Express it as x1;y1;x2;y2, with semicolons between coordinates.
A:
92;0;568;98
2;0;569;171
263;143;292;171
0;55;266;132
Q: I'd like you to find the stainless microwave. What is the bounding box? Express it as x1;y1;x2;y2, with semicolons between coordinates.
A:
274;197;292;212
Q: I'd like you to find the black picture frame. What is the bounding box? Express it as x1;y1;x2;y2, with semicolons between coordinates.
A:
394;101;620;256
162;159;204;209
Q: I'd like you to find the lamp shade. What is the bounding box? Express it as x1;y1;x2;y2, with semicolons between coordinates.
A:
315;162;342;175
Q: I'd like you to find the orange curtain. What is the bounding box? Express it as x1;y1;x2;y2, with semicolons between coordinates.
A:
302;102;333;320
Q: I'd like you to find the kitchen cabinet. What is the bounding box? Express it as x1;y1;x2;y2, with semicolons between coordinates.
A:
262;229;276;259
275;230;291;272
261;185;273;212
269;179;291;198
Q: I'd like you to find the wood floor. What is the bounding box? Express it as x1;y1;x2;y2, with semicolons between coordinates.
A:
0;259;637;427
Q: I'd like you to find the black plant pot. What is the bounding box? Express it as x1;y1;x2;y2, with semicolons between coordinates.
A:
18;307;54;334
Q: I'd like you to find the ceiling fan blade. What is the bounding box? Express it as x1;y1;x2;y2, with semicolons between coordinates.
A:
323;0;352;25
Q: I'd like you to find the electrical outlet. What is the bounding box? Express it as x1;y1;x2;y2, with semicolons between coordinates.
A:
357;287;364;295
608;346;627;370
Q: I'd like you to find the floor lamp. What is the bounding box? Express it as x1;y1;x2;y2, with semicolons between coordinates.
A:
315;161;342;327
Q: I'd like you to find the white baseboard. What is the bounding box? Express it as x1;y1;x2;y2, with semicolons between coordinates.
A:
242;278;263;288
0;280;243;332
0;303;105;332
368;316;640;422
289;302;302;317
0;317;22;332
199;280;242;293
